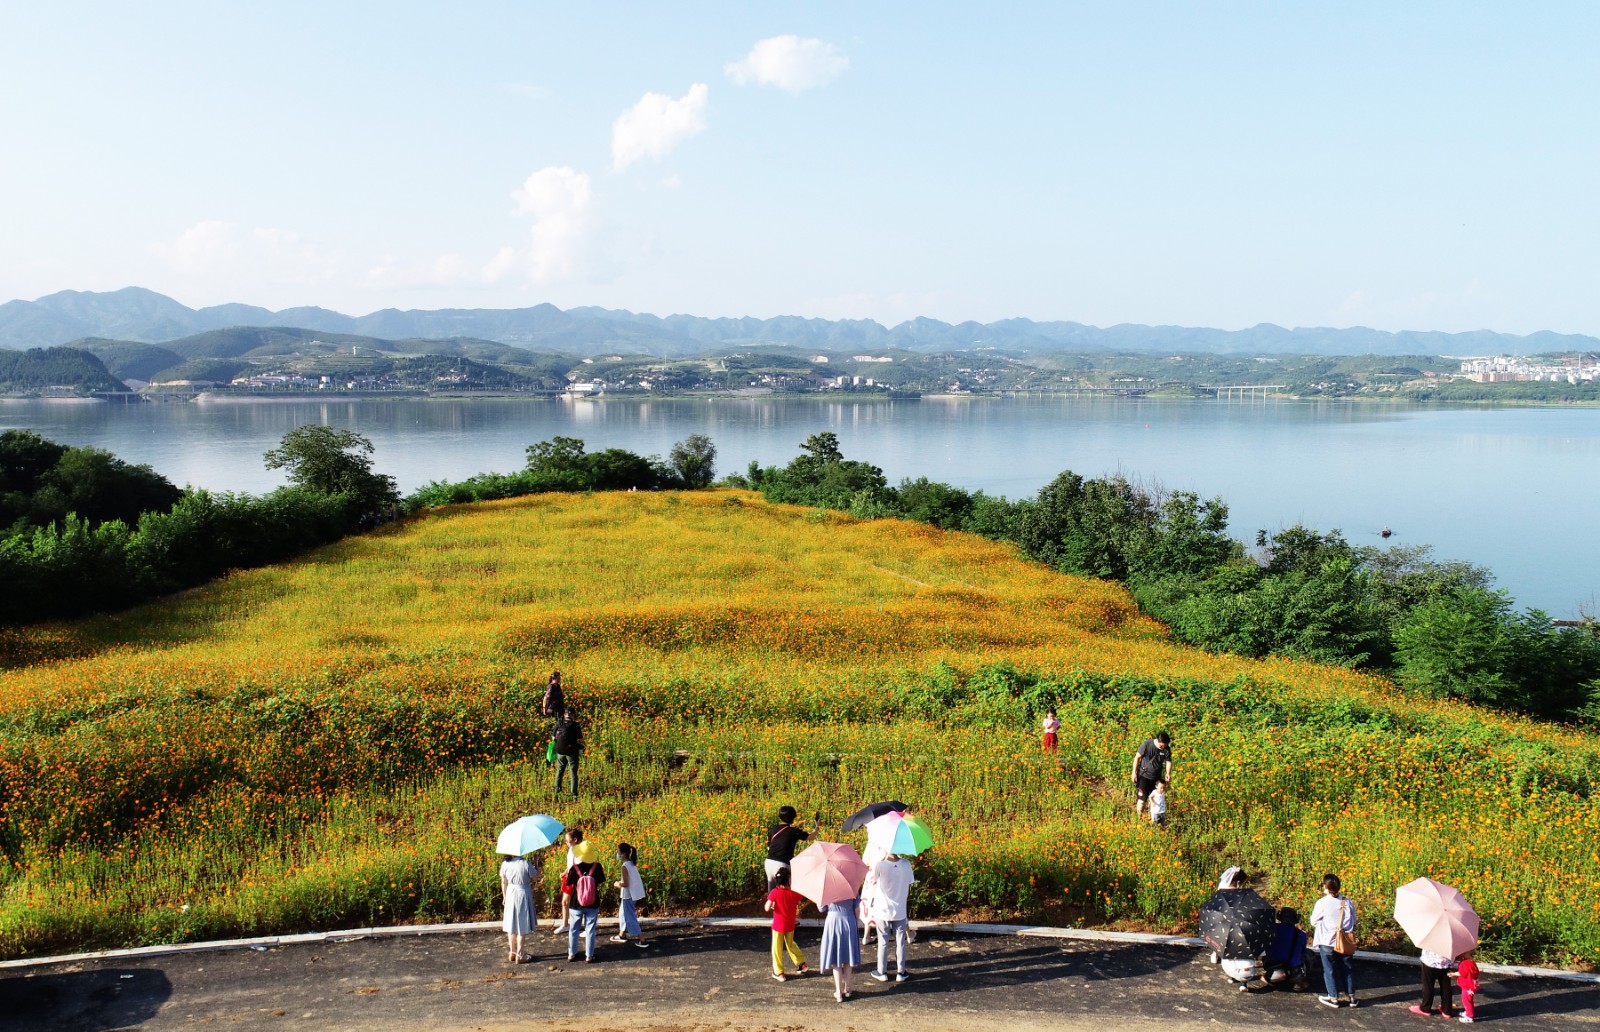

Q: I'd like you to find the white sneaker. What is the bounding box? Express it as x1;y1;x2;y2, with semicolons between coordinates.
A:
870;971;889;982
1317;995;1339;1008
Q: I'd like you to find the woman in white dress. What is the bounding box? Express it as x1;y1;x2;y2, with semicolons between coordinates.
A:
501;853;539;962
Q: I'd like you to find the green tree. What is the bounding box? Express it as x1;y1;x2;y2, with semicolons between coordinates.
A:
891;477;977;530
264;425;398;514
30;447;181;529
524;436;590;480
753;433;890;509
668;434;717;488
1393;587;1525;706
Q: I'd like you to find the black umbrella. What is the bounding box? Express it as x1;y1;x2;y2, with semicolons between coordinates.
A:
1198;889;1276;960
840;800;909;832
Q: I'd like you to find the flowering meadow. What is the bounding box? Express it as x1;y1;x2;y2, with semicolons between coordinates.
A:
0;491;1596;966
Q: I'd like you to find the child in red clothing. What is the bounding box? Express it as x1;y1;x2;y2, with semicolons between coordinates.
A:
1454;953;1481;1023
764;867;807;981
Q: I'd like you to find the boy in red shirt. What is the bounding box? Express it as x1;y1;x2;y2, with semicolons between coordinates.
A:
764;867;807;981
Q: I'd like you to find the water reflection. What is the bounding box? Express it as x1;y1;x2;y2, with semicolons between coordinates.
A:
0;396;1593;614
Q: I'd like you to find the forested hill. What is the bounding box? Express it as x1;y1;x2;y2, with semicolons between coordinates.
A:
0;346;125;393
5;286;1599;358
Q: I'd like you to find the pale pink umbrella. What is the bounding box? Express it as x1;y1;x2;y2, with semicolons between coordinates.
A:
1394;877;1479;958
789;841;870;906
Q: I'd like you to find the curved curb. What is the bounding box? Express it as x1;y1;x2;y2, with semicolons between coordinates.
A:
3;916;1595;985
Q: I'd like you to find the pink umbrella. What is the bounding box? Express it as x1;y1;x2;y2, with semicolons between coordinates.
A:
1394;877;1479;958
789;841;869;907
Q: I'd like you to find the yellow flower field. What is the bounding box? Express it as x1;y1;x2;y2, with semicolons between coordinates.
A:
0;490;1596;966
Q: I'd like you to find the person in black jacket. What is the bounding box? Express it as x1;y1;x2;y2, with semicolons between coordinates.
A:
553;708;583;800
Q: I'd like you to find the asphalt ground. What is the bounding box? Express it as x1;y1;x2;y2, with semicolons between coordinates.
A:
4;925;1596;1032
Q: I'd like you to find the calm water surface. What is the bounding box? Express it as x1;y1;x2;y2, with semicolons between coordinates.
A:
3;395;1595;617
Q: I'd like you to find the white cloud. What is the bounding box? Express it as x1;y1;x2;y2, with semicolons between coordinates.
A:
162;220;238;274
726;36;848;94
513;165;594;282
611;83;709;171
481;246;517;283
154;220;343;301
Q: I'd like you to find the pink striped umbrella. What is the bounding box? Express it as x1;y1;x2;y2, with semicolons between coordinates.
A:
789;841;869;907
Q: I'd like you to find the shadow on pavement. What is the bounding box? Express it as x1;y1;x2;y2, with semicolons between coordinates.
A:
886;941;1193;995
0;966;173;1032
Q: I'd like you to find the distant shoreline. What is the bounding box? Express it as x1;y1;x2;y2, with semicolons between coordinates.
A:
4;390;1597;408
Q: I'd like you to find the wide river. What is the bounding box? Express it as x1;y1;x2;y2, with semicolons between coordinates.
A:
3;395;1594;617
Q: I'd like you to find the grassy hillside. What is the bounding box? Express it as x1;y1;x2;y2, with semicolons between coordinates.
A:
0;492;1595;965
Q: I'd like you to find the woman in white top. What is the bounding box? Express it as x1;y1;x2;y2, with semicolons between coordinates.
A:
1309;872;1357;1008
500;853;539;963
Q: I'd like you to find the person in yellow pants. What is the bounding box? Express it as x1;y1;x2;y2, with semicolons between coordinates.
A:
764;868;807;980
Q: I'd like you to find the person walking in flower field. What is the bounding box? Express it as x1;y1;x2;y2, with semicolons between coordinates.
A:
1147;781;1168;826
765;866;807;981
1041;709;1060;753
552;707;583;800
542;670;565;729
1131;730;1171;819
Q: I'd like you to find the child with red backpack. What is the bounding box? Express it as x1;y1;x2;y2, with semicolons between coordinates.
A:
562;846;605;962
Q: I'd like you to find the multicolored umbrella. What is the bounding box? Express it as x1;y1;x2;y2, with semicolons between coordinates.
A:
840;800;910;832
865;811;934;856
1395;877;1479;958
1198;889;1276;960
495;814;565;856
790;841;870;906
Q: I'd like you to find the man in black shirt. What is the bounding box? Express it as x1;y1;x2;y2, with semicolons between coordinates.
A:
553;708;583;800
765;805;809;887
1131;730;1171;818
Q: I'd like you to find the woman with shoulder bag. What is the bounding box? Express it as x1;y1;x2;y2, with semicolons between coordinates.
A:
1309;873;1358;1008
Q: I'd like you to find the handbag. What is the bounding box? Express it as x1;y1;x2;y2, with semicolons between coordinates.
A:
1332;899;1357;956
545;741;556;762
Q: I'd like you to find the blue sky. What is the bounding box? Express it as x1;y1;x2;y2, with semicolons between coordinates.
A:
2;2;1597;333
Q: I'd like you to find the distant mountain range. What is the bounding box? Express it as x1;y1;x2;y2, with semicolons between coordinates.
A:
3;286;1597;358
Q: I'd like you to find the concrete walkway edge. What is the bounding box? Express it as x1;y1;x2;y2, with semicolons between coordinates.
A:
3;916;1595;985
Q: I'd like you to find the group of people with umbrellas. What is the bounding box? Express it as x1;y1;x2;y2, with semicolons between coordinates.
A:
1200;866;1483;1021
498;800;1484;1021
764;800;933;1002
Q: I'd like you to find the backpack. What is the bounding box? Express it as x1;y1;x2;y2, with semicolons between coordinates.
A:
574;863;599;907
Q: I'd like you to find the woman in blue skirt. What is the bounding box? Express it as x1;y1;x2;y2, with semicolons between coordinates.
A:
817;895;862;1002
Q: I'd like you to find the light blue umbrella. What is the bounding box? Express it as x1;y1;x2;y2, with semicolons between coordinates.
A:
495;814;565;856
